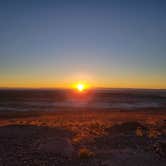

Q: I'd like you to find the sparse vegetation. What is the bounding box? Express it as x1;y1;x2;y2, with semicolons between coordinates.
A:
148;128;161;138
0;110;165;165
79;147;95;159
136;127;144;136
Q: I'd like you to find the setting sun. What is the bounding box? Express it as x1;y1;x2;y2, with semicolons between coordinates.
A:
71;82;90;92
77;84;85;92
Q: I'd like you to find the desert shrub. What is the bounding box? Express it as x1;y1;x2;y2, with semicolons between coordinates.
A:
136;127;144;136
153;141;166;157
148;128;161;138
78;147;95;159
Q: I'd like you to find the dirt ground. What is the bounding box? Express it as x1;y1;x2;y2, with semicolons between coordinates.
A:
0;109;165;166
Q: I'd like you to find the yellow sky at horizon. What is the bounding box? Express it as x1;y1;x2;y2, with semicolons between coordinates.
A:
0;71;166;89
0;80;166;89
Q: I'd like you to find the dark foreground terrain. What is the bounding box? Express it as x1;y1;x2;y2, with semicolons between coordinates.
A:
0;110;165;166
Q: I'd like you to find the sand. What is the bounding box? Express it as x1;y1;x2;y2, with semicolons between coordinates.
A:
0;109;165;166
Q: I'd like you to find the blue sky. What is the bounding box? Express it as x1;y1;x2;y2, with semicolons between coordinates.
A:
0;0;166;88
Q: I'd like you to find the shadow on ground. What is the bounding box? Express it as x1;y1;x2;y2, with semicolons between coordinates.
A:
0;121;165;166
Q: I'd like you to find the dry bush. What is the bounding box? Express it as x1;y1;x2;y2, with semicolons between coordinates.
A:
78;147;95;159
136;127;144;136
148;128;161;138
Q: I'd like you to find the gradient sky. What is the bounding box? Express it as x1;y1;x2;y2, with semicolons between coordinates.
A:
0;0;166;89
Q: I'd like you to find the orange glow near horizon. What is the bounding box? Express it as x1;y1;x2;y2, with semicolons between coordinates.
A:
0;77;166;89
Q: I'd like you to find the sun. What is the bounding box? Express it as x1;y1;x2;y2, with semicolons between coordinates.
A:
77;84;85;92
71;82;90;92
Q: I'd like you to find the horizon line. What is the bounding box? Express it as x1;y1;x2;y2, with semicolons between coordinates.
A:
0;87;166;91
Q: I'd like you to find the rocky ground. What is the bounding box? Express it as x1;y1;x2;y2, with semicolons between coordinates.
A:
0;110;165;166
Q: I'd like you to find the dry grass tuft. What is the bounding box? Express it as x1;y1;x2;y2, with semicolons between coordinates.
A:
136;127;144;136
148;128;161;138
78;147;95;159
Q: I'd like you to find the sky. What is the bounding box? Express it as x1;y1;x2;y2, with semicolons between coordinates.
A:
0;0;166;89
